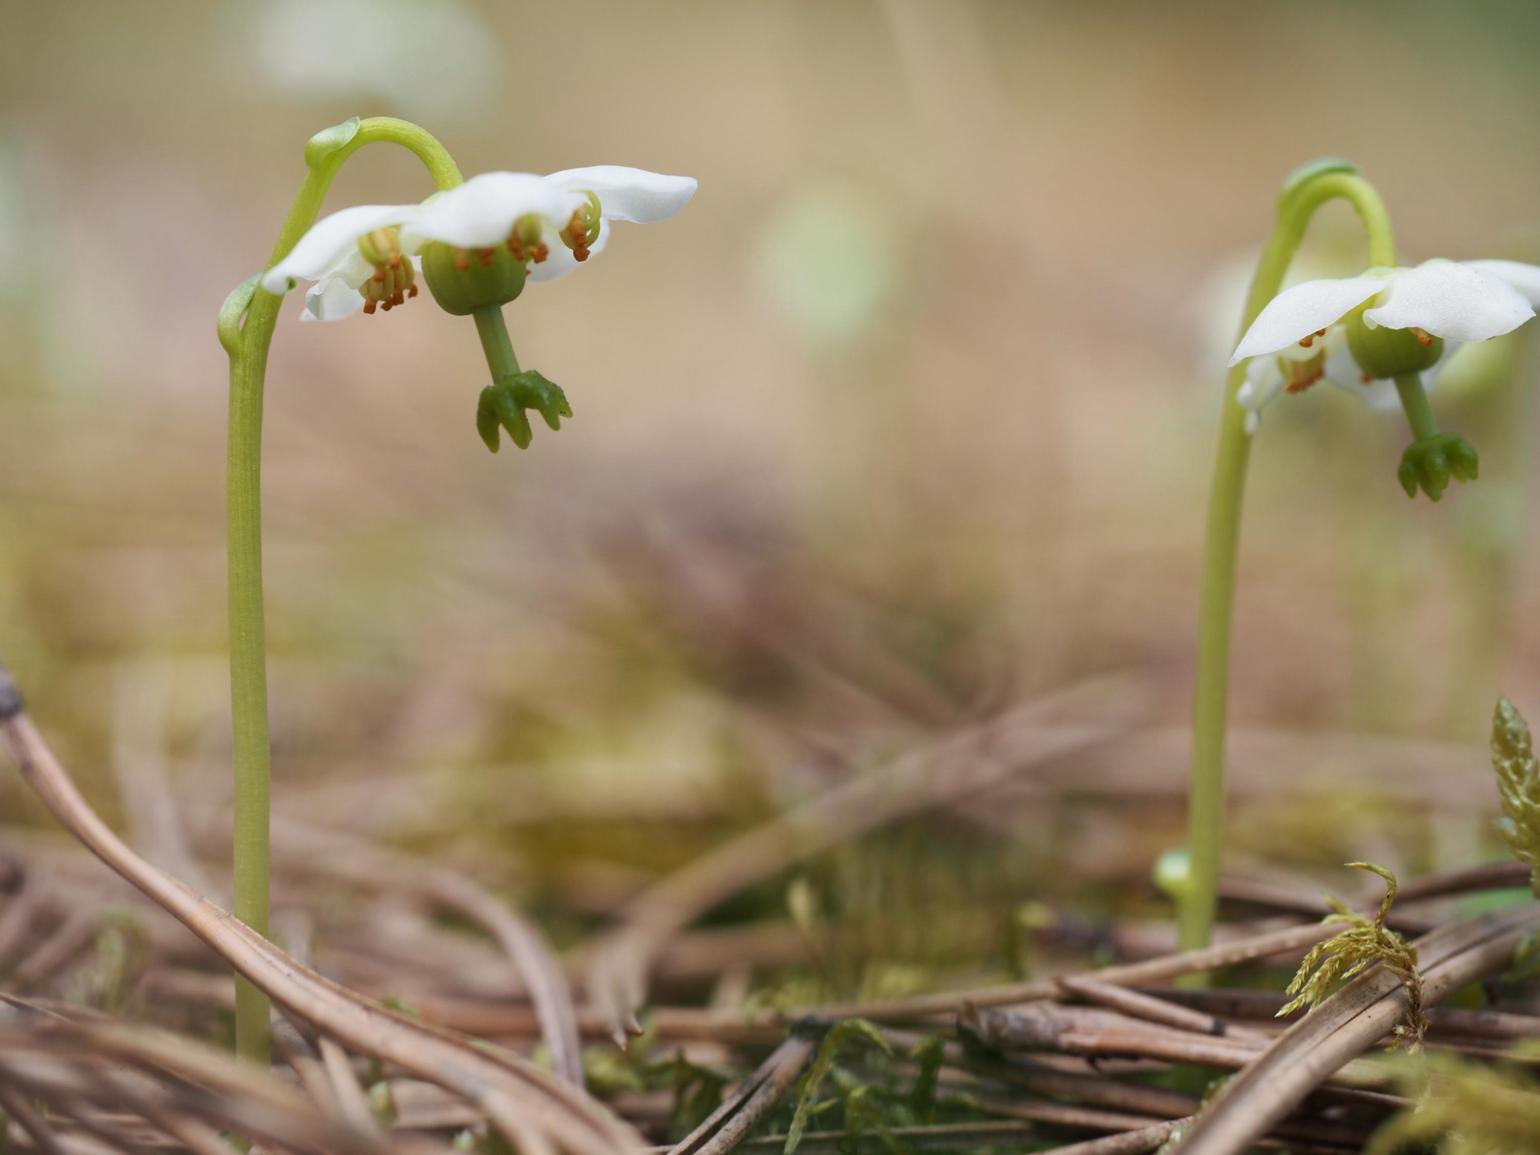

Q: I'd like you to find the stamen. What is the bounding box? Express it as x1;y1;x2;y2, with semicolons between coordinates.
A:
455;250;470;271
1285;365;1324;393
1413;328;1434;347
566;210;591;261
354;225;417;316
1283;347;1327;393
1361;372;1373;385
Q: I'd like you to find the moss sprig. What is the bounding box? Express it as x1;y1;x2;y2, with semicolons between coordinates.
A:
1280;862;1425;1049
1367;1047;1540;1154
1492;697;1540;896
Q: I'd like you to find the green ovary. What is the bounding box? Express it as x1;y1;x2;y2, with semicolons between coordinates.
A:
420;241;529;316
1346;305;1443;380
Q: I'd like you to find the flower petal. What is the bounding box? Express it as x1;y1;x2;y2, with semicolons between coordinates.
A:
1463;259;1540;307
1364;258;1534;342
402;172;582;250
1329;344;1401;411
544;165;697;223
262;203;420;291
1235;357;1284;434
1229;274;1389;365
526;217;612;283
1329;342;1460;413
301;276;366;322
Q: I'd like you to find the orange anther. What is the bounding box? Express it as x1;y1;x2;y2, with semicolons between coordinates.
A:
364;299;377;314
1361;372;1372;385
454;251;470;271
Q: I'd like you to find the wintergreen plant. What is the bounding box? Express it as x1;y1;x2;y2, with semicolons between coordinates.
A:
1492;697;1540;895
1278;862;1425;1049
1182;159;1540;951
219;116;694;1064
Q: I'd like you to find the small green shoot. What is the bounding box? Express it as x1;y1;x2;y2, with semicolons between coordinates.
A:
1493;697;1540;895
785;1019;892;1155
1367;1048;1540;1154
1280;862;1425;1048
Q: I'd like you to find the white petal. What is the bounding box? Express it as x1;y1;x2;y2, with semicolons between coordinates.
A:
526;217;612;283
1228;274;1389;365
1353;377;1403;411
301;276;366;322
402;171;582;250
262;203;420;291
1463;259;1540;307
1235;357;1284;432
1328;343;1460;413
1364;258;1534;342
544;165;697;223
1323;331;1402;411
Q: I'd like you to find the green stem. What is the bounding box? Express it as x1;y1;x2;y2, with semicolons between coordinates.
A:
224;117;461;1065
1180;163;1396;955
473;305;522;379
1394;373;1440;440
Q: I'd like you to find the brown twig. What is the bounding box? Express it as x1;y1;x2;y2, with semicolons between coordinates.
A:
588;674;1147;1041
265;817;586;1088
1173;903;1540;1155
0;659;638;1155
823;919;1337;1021
666;1034;815;1155
0;1082;71;1155
1054;976;1271;1042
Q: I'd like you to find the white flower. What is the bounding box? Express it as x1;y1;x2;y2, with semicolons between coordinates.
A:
527;165;698;282
261;202;424;321
402;171;584;254
261;165;697;320
1228;258;1540;433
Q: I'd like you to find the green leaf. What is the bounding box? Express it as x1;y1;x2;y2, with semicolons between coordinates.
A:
1493;697;1540;896
906;1035;945;1124
785;1020;891;1155
305;117;362;171
1280;156;1358;199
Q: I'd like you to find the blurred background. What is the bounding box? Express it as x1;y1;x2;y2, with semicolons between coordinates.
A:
3;0;1540;1002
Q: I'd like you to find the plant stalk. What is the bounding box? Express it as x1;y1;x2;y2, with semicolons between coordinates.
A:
1181;165;1396;954
224;118;461;1064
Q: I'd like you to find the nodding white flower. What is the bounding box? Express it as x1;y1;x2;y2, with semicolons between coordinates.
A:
529;166;698;282
1229;258;1540;433
261;203;425;321
260;165;697;321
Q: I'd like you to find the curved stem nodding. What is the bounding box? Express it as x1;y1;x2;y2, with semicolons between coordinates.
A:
225;119;461;1065
1180;167;1396;956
